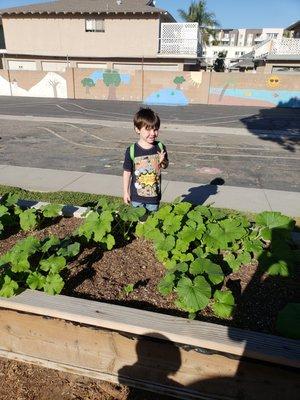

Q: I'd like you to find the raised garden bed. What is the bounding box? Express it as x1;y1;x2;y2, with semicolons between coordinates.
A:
0;193;299;399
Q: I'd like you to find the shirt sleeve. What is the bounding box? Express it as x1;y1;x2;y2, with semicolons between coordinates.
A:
123;146;133;172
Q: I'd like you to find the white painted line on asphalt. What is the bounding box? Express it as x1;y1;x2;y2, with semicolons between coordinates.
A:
65;123;131;144
39;126;123;151
72;103;133;118
56;104;122;121
204;119;252;126
0;101;57;109
65;123;270;151
187;113;255;122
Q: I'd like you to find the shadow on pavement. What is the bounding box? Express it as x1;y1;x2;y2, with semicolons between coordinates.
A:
181;178;225;205
240;101;300;152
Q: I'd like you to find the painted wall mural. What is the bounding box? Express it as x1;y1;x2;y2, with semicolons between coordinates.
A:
0;68;299;108
144;74;189;106
209;86;300;108
81;69;131;100
209;73;300;108
0;72;67;98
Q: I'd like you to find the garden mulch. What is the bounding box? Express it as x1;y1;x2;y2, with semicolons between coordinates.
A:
0;357;173;400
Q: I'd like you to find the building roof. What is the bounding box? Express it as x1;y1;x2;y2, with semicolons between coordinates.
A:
286;21;300;31
0;0;173;18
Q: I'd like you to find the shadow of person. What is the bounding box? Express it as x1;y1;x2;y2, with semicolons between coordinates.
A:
240;104;300;153
118;333;182;400
182;178;225;205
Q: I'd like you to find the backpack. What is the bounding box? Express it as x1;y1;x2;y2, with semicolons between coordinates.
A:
130;142;164;162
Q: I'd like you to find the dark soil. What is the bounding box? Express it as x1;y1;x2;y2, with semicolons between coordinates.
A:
0;357;173;400
0;217;299;399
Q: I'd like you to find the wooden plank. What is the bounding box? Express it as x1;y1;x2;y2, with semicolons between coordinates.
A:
0;290;299;368
0;309;299;400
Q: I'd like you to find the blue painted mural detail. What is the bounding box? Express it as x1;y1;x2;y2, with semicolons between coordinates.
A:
89;70;131;85
210;88;300;108
144;88;189;106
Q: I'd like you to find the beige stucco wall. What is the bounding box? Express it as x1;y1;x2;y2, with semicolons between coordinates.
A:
2;15;160;58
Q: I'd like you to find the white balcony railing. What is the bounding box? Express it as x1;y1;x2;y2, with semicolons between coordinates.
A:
159;22;200;56
270;38;300;55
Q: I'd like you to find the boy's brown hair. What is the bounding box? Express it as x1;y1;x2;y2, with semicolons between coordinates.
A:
133;108;160;131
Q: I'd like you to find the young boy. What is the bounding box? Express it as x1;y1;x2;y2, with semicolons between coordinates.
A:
123;108;168;212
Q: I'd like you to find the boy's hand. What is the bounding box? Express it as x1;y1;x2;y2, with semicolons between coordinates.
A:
123;192;131;205
158;149;166;164
158;150;168;169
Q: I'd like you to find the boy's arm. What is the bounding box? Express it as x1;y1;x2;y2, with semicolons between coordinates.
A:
123;170;131;204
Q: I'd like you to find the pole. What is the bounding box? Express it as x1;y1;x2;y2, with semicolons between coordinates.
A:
6;55;13;97
141;55;144;103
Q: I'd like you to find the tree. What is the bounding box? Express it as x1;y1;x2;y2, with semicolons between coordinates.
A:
213;51;227;72
173;76;186;90
178;0;219;45
103;69;121;100
49;79;59;98
81;77;95;94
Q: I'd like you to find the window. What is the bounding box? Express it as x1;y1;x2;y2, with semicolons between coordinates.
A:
85;19;105;32
241;51;244;55
235;51;240;56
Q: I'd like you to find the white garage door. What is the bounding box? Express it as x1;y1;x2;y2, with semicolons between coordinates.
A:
8;60;37;70
42;62;68;72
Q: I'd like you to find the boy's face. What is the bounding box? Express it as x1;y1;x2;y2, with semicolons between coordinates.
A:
135;125;159;145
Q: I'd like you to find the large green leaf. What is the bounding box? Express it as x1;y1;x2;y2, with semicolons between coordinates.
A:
162;214;182;235
276;303;300;340
155;235;175;252
267;260;290;277
243;238;264;257
5;236;40;272
172;202;191;215
193;205;211;219
78;210;113;242
177;226;197;243
0;192;19;207
256;211;294;230
39;256;66;274
219;219;247;243
158;273;175;296
155;249;169;263
187;209;204;225
57;241;81;258
203;223;227;250
256;212;294;240
0;276;19;297
155;205;172;220
41;235;60;253
102;234;115;250
19;209;38;231
190;258;224;285
212;290;235;318
26;272;46;290
41;204;63;218
176;276;211;312
119;205;146;222
0;205;9;218
44;273;64;295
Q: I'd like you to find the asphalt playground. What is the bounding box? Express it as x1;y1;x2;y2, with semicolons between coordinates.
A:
0;97;299;194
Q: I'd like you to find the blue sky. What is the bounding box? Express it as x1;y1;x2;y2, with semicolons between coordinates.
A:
0;0;299;28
